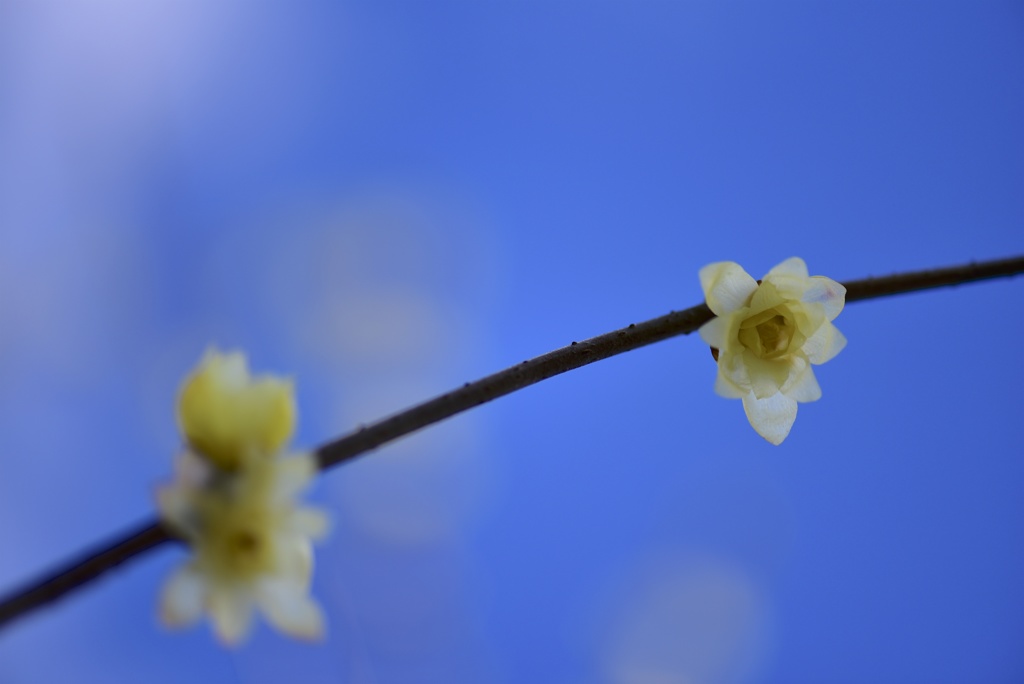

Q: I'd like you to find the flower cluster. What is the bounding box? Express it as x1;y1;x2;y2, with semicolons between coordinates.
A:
157;350;329;645
698;257;846;444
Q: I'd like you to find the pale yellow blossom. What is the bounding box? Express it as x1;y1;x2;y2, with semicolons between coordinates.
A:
698;257;846;444
158;349;328;645
178;349;295;472
158;452;329;644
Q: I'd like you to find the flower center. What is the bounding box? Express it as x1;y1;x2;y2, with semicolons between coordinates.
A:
200;514;278;579
739;311;794;359
230;530;261;556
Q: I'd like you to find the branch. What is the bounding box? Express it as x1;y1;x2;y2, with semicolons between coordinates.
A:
0;522;173;629
1;254;1021;631
842;256;1024;302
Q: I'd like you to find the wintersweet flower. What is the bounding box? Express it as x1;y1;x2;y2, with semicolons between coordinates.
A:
157;349;329;645
158;452;329;644
698;257;846;445
178;349;296;472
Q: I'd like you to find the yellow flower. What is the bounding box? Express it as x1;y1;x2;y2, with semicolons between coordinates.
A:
158;451;329;645
698;257;846;444
178;349;296;471
158;350;328;645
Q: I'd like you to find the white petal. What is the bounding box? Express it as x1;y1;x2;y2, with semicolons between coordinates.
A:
719;349;751;392
699;262;758;315
714;369;747;398
744;352;790;399
765;257;808;279
272;455;316;501
160;565;206;627
286;507;331;540
698;315;733;350
802;321;847;364
790;300;826;339
747;278;787;313
155;486;186;522
175;450;212;488
275;536;315;586
256;578;325;640
742;392;798;445
782;362;822;403
155;487;195;535
802;277;846;321
208;585;254;646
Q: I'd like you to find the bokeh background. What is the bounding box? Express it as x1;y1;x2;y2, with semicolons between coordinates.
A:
1;2;1022;682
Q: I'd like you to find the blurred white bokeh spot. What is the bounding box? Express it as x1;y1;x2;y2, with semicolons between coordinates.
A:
228;188;501;546
304;285;456;373
259;186;500;361
605;552;773;684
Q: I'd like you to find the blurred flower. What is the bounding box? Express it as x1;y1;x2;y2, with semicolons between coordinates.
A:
177;349;296;472
157;350;328;645
698;258;846;444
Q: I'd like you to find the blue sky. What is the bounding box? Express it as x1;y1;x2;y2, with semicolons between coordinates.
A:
1;2;1022;682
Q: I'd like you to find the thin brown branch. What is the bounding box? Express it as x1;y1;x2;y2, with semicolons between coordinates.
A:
315;254;1024;470
843;255;1024;302
1;254;1021;631
0;522;174;628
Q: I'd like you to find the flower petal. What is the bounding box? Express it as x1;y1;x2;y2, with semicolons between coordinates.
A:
718;349;752;392
155;487;190;527
286;508;331;540
271;455;317;502
256;578;325;641
803;320;847;364
746;279;787;315
160;565;206;627
744;352;790;399
715;373;747;398
698;315;733;350
271;536;315;587
802;277;846;321
174;450;212;488
208;584;254;646
765;257;808;279
699;262;758;316
742;392;798;445
789;300;826;340
782;362;822;403
177;349;296;471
